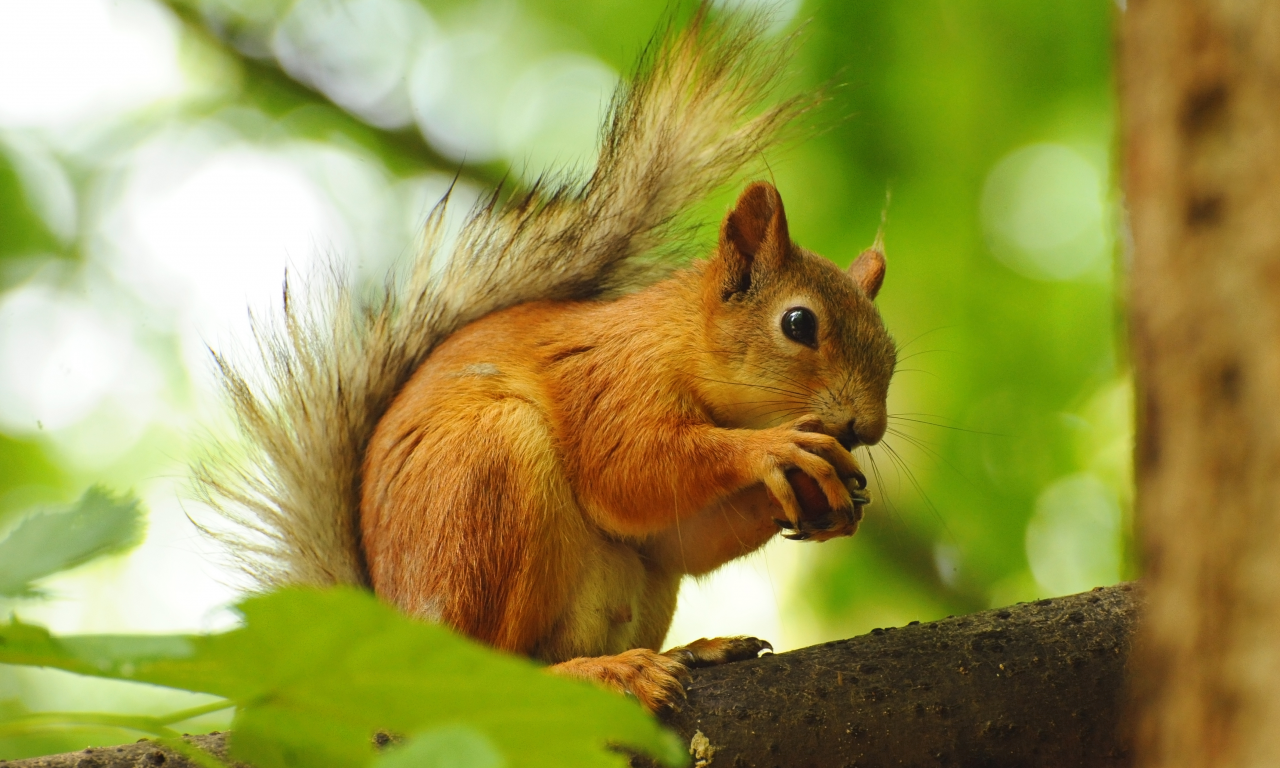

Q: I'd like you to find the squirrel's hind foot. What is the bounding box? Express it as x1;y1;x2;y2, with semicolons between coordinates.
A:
664;635;773;669
548;637;772;712
549;648;691;713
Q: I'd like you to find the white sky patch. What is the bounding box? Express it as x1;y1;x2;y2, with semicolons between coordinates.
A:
0;286;133;432
0;0;183;128
101;135;353;386
0;282;166;468
410;23;512;162
295;142;406;284
410;2;557;164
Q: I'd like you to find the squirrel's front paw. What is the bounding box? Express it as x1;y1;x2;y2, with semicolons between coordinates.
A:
753;416;863;531
664;636;773;668
548;649;691;713
774;471;868;541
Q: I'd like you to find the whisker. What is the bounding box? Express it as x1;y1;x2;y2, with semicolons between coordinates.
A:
864;449;905;523
877;439;957;545
737;407;810;423
894;325;954;355
886;428;948;462
699;347;823;396
885;429;986;496
888;415;1005;437
890;368;941;379
895;348;951;365
686;374;808;399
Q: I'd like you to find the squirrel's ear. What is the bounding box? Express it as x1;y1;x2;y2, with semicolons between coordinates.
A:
848;243;886;300
715;182;791;298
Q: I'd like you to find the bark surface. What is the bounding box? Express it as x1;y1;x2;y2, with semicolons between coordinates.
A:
5;585;1138;768
646;584;1136;768
1123;2;1280;767
0;733;233;768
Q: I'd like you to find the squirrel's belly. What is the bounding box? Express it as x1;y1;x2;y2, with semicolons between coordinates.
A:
533;535;680;662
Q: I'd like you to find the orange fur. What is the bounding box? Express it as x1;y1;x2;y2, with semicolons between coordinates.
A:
360;182;896;708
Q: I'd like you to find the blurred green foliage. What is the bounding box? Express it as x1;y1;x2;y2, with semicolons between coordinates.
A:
0;154;62;259
0;589;682;767
782;0;1127;634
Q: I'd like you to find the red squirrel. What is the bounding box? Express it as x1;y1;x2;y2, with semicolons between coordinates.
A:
195;8;895;712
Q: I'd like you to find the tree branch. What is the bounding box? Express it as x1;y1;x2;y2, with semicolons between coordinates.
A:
646;583;1136;767
4;584;1138;768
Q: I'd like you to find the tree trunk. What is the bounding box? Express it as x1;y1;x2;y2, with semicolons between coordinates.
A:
1123;1;1280;766
6;585;1138;768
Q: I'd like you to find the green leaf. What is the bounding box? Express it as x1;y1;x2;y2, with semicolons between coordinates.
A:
0;487;147;597
376;725;505;768
0;617;194;676
0;588;685;768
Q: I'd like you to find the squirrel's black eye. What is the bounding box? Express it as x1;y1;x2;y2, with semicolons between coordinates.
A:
781;307;817;347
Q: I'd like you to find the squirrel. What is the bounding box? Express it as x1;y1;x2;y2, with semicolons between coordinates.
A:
193;7;896;712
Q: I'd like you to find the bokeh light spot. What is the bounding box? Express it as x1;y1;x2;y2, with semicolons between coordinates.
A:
272;0;435;129
981;142;1108;281
1024;472;1121;596
106;140;349;376
0;286;130;433
500;54;617;184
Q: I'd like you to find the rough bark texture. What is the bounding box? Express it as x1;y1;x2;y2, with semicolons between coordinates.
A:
645;584;1136;768
0;733;233;768
1123;2;1280;767
4;585;1138;768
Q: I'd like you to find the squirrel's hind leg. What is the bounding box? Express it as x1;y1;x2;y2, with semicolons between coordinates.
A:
362;379;587;653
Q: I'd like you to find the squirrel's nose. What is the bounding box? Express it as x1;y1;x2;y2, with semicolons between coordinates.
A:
840;417;887;449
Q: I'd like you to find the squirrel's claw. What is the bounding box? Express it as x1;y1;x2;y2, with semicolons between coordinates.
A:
778;496;867;542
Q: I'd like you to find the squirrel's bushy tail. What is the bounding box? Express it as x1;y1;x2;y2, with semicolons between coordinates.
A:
192;7;815;589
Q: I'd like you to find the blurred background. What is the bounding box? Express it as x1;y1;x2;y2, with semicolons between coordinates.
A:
0;0;1128;757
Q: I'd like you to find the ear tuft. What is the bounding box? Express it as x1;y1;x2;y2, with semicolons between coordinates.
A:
723;182;788;259
714;182;791;299
849;246;886;299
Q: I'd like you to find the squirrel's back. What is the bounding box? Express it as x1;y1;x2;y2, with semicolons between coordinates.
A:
192;6;815;590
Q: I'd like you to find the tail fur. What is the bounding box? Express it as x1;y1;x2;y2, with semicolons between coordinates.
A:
191;6;816;589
